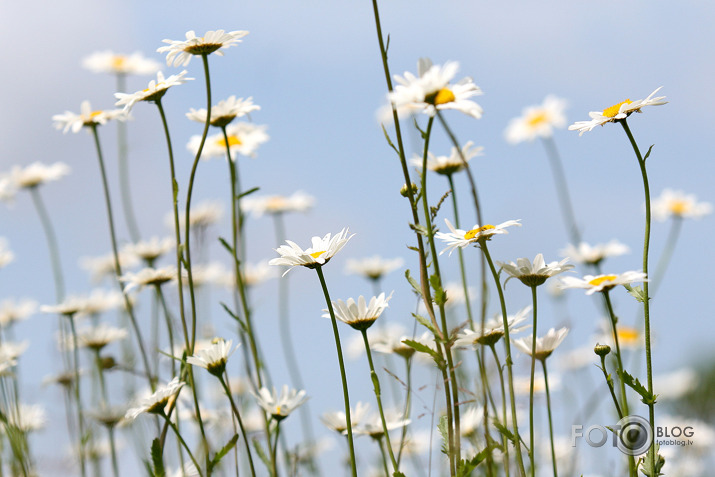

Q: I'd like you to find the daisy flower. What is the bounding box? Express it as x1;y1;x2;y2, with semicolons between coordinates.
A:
240;261;276;287
436;218;521;255
187;122;269;159
79;289;126;316
370;326;432;360
497;253;574;287
119;266;177;292
0;239;14;269
7;404;46;432
321;402;371;434
460;406;484;437
41;296;88;317
157;29;249;67
410;141;484;176
0;178;15;203
453;306;531;348
82;50;160;76
125;377;185;420
252;385;308;421
168;200;224;230
114;70;192;112
595;322;643;350
352;409;410;439
241;191;315;217
326;292;393;331
505;95;567;144
80;251;140;283
344;255;404;281
514;372;562;396
512;327;569;361
122;237;175;264
0;299;37;328
387;58;483;119
78;324;128;351
560;240;630;266
651;188;712;221
187;338;237;376
53;100;127;134
568;87;667;135
186;96;260;128
559;271;647;295
7;162;70;189
269;228;354;275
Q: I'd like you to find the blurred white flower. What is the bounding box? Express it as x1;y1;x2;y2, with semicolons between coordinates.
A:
505;95;567;143
252;385;308;421
512;327;569;361
453;306;531;348
119;266;177;292
0;299;37;328
78;324;128;351
158;29;249;67
82;50;160;75
559;271;647;295
186;96;260;127
344;255;403;281
7;404;46;432
241;191;315;217
187;338;237;376
651;189;712;221
560;240;629;266
53;100;127;134
125;377;185;420
122;237;175;264
410;141;484;176
6;161;69;189
188;122;269;159
321;402;371;434
80;251;140;283
0;238;13;269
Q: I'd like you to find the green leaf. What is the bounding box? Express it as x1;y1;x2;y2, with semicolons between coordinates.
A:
402;339;442;365
150;438;165;477
208;434;239;473
237;186;260;199
437;415;450;455
252;438;271;470
639;443;665;476
220;302;247;332
643;144;655;162
218;237;235;256
405;269;422;296
429;274;447;306
409;222;430;237
381;124;400;155
619;369;657;405
456;447;489;477
492;419;516;444
412;313;438;336
393;472;407;477
623;284;650;303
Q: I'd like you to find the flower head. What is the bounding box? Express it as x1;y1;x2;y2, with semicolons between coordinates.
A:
122;237;175;264
188;122;269;159
651;189;712;221
559;271;647;295
80;251;140;283
497;253;574;287
505;95;567;144
568;87;667;135
53;100;127;134
352;409;410;439
269;228;354;275
560;240;629;266
453;306;531;348
115;70;192;112
387;58;483;119
344;255;404;281
82;50;160;76
119;266;177;292
436;218;521;256
410;141;483;176
0;299;37;328
78;324;128;351
6;162;69;189
252;385;308;422
512;327;569;361
7;404;46;432
321;402;371;434
158;30;249;67
125;377;185;420
241;191;315;217
187;338;237;377
41;296;87;317
326;292;393;331
186;96;260;128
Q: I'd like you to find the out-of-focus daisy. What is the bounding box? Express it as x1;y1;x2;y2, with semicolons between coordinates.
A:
87;406;129;429
0;238;13;269
651;189;712;221
370;325;432;360
6;162;70;189
122;237;175;264
436;218;521;256
114;70;192;112
167;200;224;231
514;372;561;396
82;50;160;76
186;96;260;128
497;253;573;287
352;409;410;439
386;58;483;119
326;292;393;331
187;122;269;159
321;402;371;434
252;385;308;421
653;368;698;401
0;299;37;328
512;327;569;361
7;404;46;432
344;255;404;281
410;141;484;176
0;354;17;376
0;178;15;203
184;262;231;288
167;462;200;477
460;406;483;437
568;87;667;135
241;191;315;217
41;296;87;317
505;95;567;144
78;324;128;351
269;228;353;275
125;377;185;420
79;289;125;316
595;322;643;350
80;251;140;283
559;271;647;295
119;266;177;292
53;100;127;134
453;306;531;348
187;338;237;377
158;29;249;67
560;240;629;266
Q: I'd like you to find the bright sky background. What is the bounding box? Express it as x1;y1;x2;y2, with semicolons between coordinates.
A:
1;0;713;475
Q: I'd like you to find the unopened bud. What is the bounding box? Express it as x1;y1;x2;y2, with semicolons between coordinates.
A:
400;182;418;198
594;343;611;358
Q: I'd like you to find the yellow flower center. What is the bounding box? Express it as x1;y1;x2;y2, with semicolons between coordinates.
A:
527;111;548;127
588;275;617;286
217;135;242;148
464;225;495;240
602;100;632;118
310;250;326;259
111;56;126;70
275;405;284;415
669;200;688;215
266;196;287;211
89;111;103;119
618;327;640;344
433;87;456;105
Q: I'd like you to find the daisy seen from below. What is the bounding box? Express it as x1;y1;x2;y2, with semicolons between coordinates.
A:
119;266;177;292
52;100;127;134
157;29;249;67
321;402;371;434
114;70;192;112
344;255;404;281
326;292;393;332
351;409;410;439
568;87;667;135
252;385;308;421
187;338;237;377
512;327;569;361
387;58;483;119
651;188;713;221
505;95;567;144
241;190;315;217
436;218;521;256
497;253;574;287
122;236;175;264
125;377;185;420
82;50;160;76
453;306;531;348
78;324;128;352
6;162;69;189
188;122;269;159
410;141;484;176
269;228;353;275
0;299;37;328
186;95;260;128
559;271;647;295
80;251;140;283
560;240;629;266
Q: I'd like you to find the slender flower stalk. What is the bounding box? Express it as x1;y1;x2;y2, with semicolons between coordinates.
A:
115;73;141;242
541;137;581;245
67;314;87;477
218;374;256;476
488;343;510;475
28;188;65;301
528;286;538;476
540;360;558;477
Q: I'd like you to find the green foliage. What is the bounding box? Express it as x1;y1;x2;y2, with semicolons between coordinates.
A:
150;439;165;477
208;434;239;473
412;312;438;336
623;284;650;303
237;186;259;199
643;144;655;162
218;236;235;256
403;339;443;367
639;443;665;476
381;124;400;156
430;274;447;306
456;447;489;477
492;419;516;444
437;415;450;455
220;302;247;332
252;438;271;470
405;269;422;297
619;369;657;405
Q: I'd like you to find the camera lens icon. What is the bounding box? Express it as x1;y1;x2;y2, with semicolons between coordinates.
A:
616;415;652;456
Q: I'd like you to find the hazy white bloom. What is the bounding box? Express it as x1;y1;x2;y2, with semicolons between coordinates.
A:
453;306;532;348
269;228;354;275
41;296;87;316
505;95;567;143
352;409;410;439
651;189;712;221
119;266;177;292
370;325;432;360
410;141;484;176
115;70;192;112
555;346;597;372
53;100;127;134
241;191;315;217
187;338;237;376
321;402;371;434
158;30;249;67
559;271;647;295
568;87;667;135
0;239;13;269
125;377;185;420
83;50;160;75
186;96;260;127
167;200;224;230
0;341;28;363
7;404;46;432
0;355;17;376
436;218;521;255
0;177;15;203
7;162;69;189
167;462;200;477
78;324;128;351
185;262;231;288
122;237;175;264
87;406;129;429
345;255;404;281
240;261;276;287
512;327;569;360
252;385;308;421
326;292;393;331
514;372;561;396
188;122;269;159
595;321;643;350
460;406;483;437
79;289;125;316
80;251;140;283
0;299;37;328
560;240;629;266
654;368;698;400
497;253;573;287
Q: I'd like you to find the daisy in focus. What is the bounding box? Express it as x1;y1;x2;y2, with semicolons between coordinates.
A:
187;338;237;377
512;327;569;361
497;253;573;287
5;162;70;189
186;96;260;128
187;122;269;159
114;70;192;112
651;188;712;221
82;50;160;76
559;271;647;295
453;306;531;348
125;377;185;420
52;100;127;134
560;240;629;266
326;292;393;331
410;141;484;176
386;58;483;119
269;228;353;274
157;29;249;67
252;385;308;421
568;87;667;135
505;95;567;144
436;218;521;255
241;191;315;217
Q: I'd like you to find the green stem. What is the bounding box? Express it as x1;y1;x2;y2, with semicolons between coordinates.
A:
540;360;558;477
162;411;204;477
68;315;87;477
489;344;510;477
115;72;141;242
540;136;581;245
108;427;120;477
219;375;256;477
651;216;682;295
28;187;65;301
447;174;474;327
528;286;538;477
378;437;390;477
155;285;177;376
396;356;412;467
598;355;623;419
315;267;357;477
271;421;281;477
